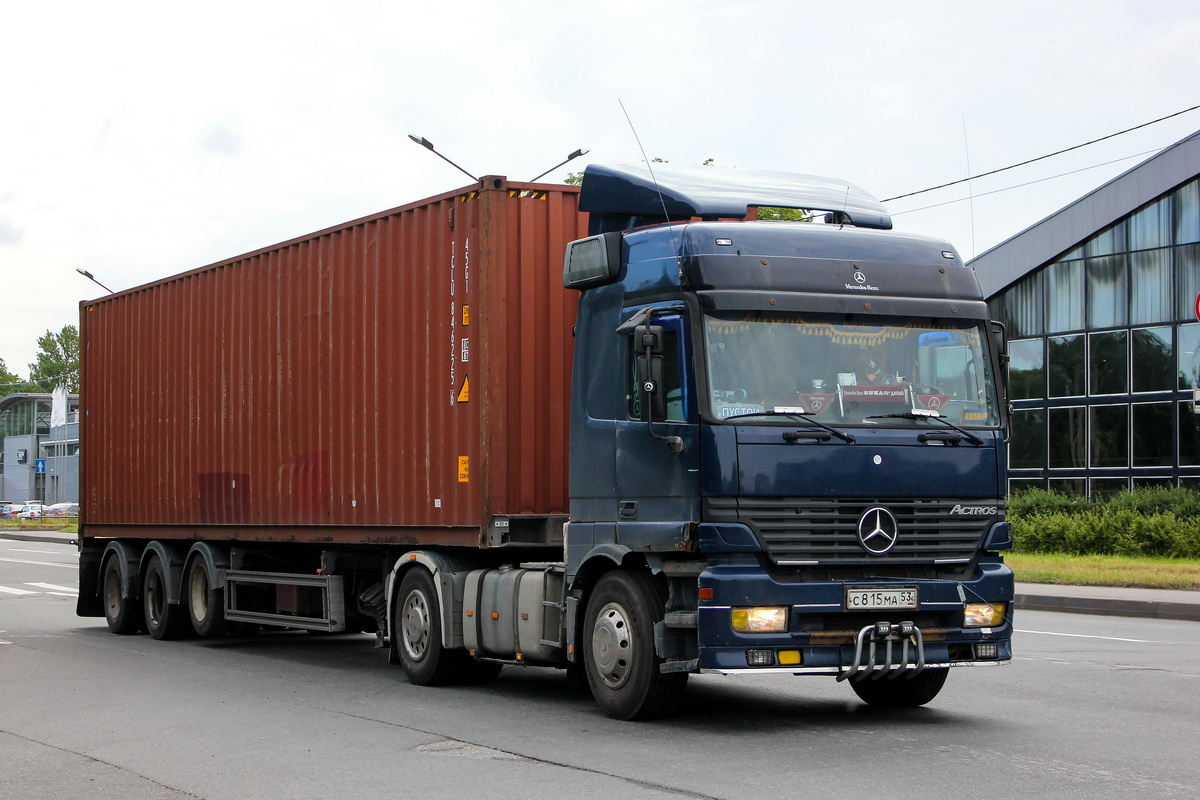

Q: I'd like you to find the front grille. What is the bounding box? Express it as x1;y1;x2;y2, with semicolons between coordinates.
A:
705;497;1001;567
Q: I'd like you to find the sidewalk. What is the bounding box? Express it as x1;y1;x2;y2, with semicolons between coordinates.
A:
4;529;1198;622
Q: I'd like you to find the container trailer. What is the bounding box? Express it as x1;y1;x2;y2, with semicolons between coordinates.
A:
78;163;1013;719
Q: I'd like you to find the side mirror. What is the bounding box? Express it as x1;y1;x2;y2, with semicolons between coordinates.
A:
635;324;667;421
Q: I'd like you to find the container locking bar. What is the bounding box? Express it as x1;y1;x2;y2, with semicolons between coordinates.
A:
836;620;925;682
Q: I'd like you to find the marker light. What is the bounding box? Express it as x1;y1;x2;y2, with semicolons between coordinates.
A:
963;602;1006;628
976;642;999;659
745;649;775;666
731;607;788;633
777;650;802;666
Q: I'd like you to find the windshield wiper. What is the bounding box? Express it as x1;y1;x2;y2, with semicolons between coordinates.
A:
722;408;856;444
865;409;985;446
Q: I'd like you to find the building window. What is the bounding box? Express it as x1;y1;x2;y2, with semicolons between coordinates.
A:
1048;478;1087;495
1129;196;1173;251
1089;330;1128;395
1049;406;1087;468
1179;401;1200;467
1177;323;1200;390
1048;335;1086;397
1010;408;1046;469
1178;244;1200;321
1089;404;1129;467
1132;402;1173;467
1176;178;1200;245
1091;478;1129;498
1009;339;1045;399
1086;254;1128;329
1131;327;1173;393
1130;248;1173;325
1045;260;1083;333
1002;272;1044;339
1009;477;1046;494
1085;220;1127;257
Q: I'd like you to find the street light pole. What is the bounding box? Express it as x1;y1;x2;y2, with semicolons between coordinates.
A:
76;269;114;294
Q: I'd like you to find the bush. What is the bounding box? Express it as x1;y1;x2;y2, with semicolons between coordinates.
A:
1009;487;1200;558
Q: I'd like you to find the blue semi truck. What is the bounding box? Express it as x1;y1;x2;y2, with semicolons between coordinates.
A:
78;162;1012;720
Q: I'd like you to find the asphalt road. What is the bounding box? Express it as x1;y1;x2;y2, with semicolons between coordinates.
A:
2;539;1198;800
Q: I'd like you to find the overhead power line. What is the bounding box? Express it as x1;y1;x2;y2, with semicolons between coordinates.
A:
890;146;1167;216
882;103;1200;203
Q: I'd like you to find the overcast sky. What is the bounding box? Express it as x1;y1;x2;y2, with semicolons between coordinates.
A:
3;1;1199;376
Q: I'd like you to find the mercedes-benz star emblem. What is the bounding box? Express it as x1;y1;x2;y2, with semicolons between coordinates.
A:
857;507;899;555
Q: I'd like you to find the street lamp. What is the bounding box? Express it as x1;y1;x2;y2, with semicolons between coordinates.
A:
407;135;479;182
530;148;590;182
76;268;114;294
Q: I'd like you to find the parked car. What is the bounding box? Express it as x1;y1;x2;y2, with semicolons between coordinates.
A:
1;502;23;518
16;503;46;519
42;502;80;517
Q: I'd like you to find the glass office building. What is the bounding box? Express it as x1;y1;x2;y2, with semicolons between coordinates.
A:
974;131;1200;496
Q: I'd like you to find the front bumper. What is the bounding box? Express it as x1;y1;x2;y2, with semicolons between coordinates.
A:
695;557;1013;675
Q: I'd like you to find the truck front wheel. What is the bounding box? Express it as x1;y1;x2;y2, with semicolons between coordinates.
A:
583;570;687;720
102;555;143;635
394;568;459;685
849;668;948;708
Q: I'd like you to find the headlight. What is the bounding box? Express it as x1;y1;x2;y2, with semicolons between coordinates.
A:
963;602;1006;627
731;606;788;633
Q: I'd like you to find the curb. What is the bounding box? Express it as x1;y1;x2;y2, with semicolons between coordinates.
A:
1015;591;1200;622
0;531;77;546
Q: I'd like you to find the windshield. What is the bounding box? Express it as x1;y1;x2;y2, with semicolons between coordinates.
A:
704;311;1000;427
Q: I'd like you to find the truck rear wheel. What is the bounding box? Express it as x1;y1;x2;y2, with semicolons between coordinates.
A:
143;554;189;640
394;568;460;685
849;668;948;708
583;570;687;720
102;555;143;635
186;557;227;638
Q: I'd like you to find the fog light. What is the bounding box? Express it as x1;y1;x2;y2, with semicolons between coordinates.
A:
731;607;788;633
964;602;1006;627
777;650;802;666
976;642;999;659
746;649;775;666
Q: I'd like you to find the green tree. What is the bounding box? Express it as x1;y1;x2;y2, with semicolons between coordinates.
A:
0;358;26;397
29;325;80;392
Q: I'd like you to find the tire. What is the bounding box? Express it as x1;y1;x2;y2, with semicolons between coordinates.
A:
393;568;459;686
102;555;143;635
186;557;227;638
583;570;688;720
849;668;948;708
143;554;189;641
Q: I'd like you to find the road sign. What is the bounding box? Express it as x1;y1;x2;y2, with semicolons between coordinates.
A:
35;459;46;474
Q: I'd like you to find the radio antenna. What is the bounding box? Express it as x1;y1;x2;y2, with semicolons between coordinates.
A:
618;99;683;279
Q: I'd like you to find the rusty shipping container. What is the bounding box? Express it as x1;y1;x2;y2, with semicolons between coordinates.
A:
80;177;587;547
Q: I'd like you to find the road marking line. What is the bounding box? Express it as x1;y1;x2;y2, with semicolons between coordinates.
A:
0;586;37;595
7;548;63;555
27;583;77;593
1016;628;1154;643
0;557;76;569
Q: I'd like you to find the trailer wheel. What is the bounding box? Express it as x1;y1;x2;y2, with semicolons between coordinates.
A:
849;668;948;708
143;554;189;641
102;555;143;635
186;557;227;638
394;568;459;685
583;570;688;720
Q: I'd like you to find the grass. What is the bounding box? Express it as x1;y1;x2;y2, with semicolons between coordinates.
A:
0;518;77;534
1007;552;1200;591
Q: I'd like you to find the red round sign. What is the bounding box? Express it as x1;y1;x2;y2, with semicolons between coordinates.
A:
1195;291;1200;323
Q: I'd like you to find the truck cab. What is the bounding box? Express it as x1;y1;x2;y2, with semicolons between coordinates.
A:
559;163;1012;716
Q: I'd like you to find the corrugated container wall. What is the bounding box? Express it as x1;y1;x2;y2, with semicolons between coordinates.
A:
80;178;586;546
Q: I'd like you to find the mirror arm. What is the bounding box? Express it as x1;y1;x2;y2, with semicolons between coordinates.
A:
642;342;683;454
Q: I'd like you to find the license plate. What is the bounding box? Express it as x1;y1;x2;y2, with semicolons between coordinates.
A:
845;586;918;611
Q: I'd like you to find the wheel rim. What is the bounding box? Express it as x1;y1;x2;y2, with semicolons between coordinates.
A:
188;566;209;624
104;564;122;620
401;588;432;662
591;601;633;690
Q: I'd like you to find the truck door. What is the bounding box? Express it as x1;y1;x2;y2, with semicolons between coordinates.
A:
613;311;700;547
